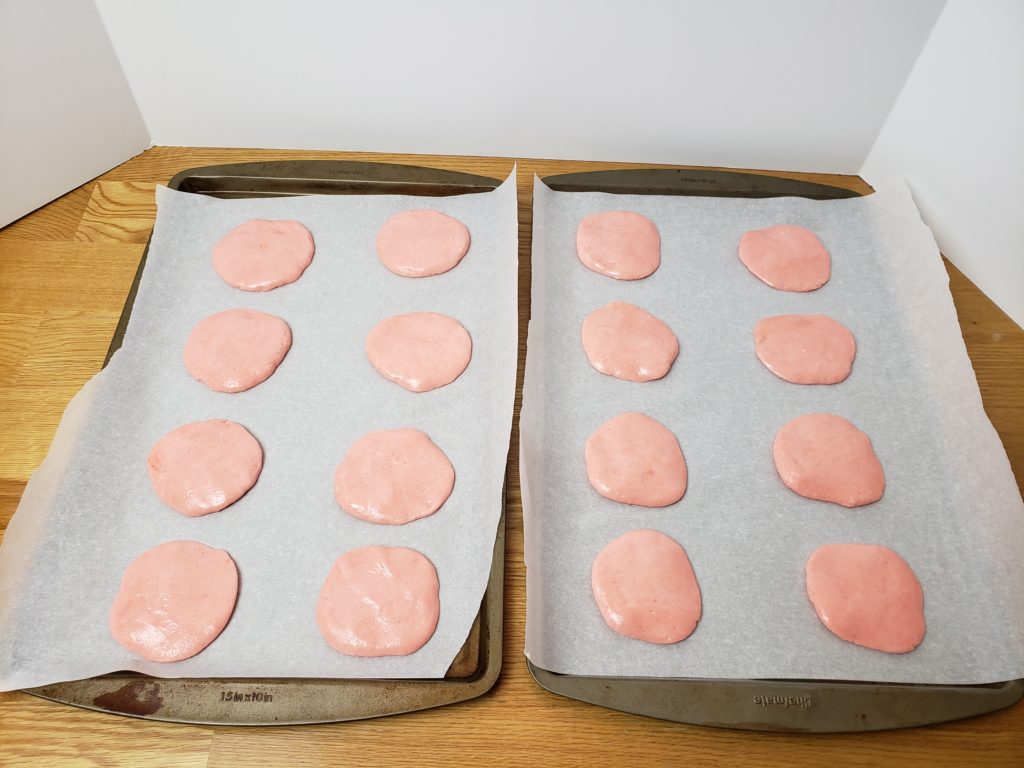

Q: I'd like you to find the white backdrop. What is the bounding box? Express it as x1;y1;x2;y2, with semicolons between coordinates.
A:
94;0;942;173
862;0;1024;327
0;0;148;226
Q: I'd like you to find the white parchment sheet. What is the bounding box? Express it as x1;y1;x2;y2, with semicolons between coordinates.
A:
0;171;518;690
521;177;1024;684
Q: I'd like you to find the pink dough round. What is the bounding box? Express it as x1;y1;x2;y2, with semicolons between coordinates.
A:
773;413;885;507
576;211;661;280
212;219;314;291
334;429;455;525
585;412;687;507
365;312;472;392
581;301;678;382
376;210;471;277
739;224;831;291
183;308;292;393
592;529;702;644
109;540;239;662
147;419;263;517
317;546;440;657
754;314;856;384
806;543;926;653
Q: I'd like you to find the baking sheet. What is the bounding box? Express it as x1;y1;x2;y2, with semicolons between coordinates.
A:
521;177;1024;684
0;170;518;690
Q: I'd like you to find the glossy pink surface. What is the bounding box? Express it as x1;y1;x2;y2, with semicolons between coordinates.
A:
334;429;455;525
212;219;315;291
581;301;679;382
109;541;238;662
592;529;702;644
317;546;440;657
376;209;470;277
183;308;292;393
806;543;926;653
585;412;687;507
739;224;831;291
773;413;885;507
576;211;661;280
754;314;856;384
147;419;263;517
365;311;472;392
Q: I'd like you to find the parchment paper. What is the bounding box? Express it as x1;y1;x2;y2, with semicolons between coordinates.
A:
0;170;518;690
521;177;1024;684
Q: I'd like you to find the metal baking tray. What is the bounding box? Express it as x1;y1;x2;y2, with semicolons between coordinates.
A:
526;167;1024;732
24;160;506;725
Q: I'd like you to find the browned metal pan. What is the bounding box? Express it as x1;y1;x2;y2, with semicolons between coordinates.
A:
526;167;1024;733
25;161;506;725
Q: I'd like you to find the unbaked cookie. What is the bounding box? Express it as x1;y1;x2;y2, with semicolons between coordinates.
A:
585;412;687;507
147;419;262;517
739;224;830;291
773;413;884;507
582;301;678;382
377;210;470;277
334;429;455;525
317;546;440;657
183;308;291;393
576;211;660;280
365;312;472;392
754;314;856;384
806;543;925;653
212;219;314;291
592;529;701;644
109;540;239;662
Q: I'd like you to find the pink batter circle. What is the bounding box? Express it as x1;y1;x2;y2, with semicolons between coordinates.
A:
365;312;472;392
183;308;292;393
147;419;263;517
773;413;885;507
585;412;688;507
754;314;856;384
806;543;926;653
376;209;471;277
576;211;661;280
317;545;440;657
592;529;702;644
739;224;831;291
212;219;315;291
334;429;455;525
581;301;679;382
109;540;239;663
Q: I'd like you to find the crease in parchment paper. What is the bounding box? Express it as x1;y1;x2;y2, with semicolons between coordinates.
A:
521;177;1024;684
0;169;518;690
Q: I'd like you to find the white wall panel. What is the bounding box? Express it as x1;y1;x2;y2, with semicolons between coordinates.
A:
0;0;150;227
862;0;1024;328
95;0;942;173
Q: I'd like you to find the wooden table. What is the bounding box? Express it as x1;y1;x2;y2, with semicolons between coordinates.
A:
1;147;1021;767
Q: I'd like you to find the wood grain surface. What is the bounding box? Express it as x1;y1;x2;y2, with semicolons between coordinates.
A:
1;147;1021;767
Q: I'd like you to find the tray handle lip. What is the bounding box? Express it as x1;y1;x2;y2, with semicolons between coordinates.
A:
167;159;505;193
526;658;1024;732
539;167;865;200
